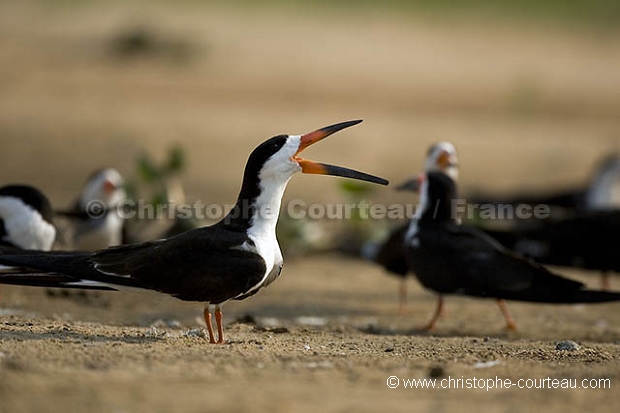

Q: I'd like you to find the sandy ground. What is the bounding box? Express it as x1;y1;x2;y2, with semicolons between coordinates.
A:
1;256;619;413
1;2;620;412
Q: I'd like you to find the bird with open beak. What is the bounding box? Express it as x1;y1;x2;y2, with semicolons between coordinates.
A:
0;120;387;344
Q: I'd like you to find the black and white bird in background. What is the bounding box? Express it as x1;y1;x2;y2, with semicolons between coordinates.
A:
0;184;56;296
0;120;388;344
361;142;459;315
471;154;620;290
404;171;620;331
468;153;620;214
54;168;127;251
0;185;56;255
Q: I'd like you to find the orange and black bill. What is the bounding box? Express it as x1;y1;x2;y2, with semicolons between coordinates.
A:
436;150;458;170
294;120;389;186
298;159;388;185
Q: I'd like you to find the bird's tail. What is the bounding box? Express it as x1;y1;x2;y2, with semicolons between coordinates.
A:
502;288;620;304
0;251;92;274
0;271;116;290
0;251;129;291
562;289;620;303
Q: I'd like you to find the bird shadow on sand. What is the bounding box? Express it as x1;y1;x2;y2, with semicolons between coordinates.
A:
356;321;620;344
0;325;165;345
357;322;523;340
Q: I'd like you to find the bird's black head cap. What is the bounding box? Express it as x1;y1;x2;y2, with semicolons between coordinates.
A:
220;135;289;232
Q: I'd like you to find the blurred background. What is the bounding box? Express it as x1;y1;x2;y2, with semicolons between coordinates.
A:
1;0;619;236
1;4;620;411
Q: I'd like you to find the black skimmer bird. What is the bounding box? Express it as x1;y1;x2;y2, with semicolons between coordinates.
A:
362;142;458;315
404;171;620;331
0;184;56;298
0;185;56;254
55;168;126;251
468;153;620;214
0;120;388;343
468;155;620;290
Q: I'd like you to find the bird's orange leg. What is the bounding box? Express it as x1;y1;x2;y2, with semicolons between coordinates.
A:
420;295;444;331
215;305;225;344
398;280;408;316
203;307;217;344
439;301;448;318
601;271;610;291
496;299;517;330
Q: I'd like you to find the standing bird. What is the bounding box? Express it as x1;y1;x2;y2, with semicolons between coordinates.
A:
0;120;388;344
362;142;458;315
404;171;620;331
54;168;126;251
0;185;56;254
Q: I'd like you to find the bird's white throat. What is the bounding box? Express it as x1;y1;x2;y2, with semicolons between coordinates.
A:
246;135;301;249
241;136;303;295
405;178;429;246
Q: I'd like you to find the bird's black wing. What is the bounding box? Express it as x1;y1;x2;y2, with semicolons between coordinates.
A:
0;242;20;254
53;199;92;221
476;211;620;272
54;210;92;220
467;188;585;211
0;226;267;304
436;224;609;303
92;227;267;303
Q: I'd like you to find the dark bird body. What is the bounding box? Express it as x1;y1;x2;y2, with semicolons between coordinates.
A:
373;225;409;277
404;172;620;330
363;142;459;315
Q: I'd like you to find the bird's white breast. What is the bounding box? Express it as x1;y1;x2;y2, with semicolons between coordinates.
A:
0;197;55;251
72;213;123;250
236;175;289;296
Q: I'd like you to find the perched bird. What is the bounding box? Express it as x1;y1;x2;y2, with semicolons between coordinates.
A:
0;120;388;343
404;171;620;331
54;168;126;250
362;142;458;315
468;153;620;214
0;185;56;254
